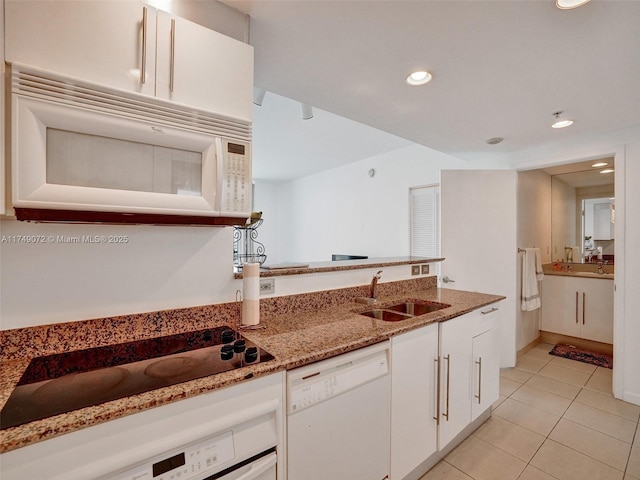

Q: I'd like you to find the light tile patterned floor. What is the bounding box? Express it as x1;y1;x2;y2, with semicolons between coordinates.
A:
420;343;640;480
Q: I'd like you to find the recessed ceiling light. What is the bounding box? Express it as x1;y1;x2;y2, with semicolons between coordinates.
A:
552;119;574;128
486;137;504;145
551;111;574;129
556;0;591;9
592;162;608;168
406;70;433;86
600;169;615;174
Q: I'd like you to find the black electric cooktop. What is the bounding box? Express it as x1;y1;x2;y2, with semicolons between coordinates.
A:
0;326;274;430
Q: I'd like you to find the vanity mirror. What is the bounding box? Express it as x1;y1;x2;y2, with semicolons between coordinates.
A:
546;158;615;264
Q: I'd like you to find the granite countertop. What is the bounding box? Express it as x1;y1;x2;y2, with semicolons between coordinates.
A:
0;285;503;453
542;262;614;280
234;255;445;278
543;270;614;280
240;288;503;370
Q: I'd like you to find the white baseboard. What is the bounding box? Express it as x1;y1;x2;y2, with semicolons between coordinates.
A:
622;390;640;407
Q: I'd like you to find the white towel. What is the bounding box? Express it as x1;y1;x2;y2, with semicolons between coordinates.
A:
571;246;580;262
521;248;544;311
566;246;580;263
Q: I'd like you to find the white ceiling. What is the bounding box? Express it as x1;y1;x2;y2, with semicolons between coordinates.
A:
542;157;615;187
222;0;640;180
251;91;413;181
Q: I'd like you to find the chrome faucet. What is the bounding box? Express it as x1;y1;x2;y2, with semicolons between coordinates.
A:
370;270;383;300
356;270;383;305
597;262;605;274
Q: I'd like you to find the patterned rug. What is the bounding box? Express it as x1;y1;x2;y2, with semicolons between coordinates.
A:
549;344;613;369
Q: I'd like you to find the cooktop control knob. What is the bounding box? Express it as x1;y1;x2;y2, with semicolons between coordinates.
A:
245;346;258;363
221;344;234;360
221;329;235;344
233;339;246;353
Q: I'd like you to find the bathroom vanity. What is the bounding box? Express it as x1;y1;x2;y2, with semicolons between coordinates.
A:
541;271;614;346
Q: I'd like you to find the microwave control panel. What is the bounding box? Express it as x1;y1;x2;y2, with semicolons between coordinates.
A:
219;140;251;215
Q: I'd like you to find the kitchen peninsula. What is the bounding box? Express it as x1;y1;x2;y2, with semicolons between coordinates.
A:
0;275;502;453
234;256;444;278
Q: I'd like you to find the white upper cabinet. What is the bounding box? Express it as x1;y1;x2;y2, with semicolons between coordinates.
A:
593;201;615;241
155;11;253;121
5;1;253;120
5;1;157;97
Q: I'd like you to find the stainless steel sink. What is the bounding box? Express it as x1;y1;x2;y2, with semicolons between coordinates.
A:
387;301;450;316
359;301;451;322
359;309;414;322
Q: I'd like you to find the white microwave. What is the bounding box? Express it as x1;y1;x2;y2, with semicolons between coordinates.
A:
7;64;252;225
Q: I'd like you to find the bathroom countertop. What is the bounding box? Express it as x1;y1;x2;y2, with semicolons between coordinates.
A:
0;281;503;453
543;270;614;280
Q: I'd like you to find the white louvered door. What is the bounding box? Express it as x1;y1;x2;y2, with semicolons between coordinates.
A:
410;184;440;277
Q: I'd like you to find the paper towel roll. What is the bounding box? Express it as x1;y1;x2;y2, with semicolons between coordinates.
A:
242;263;260;326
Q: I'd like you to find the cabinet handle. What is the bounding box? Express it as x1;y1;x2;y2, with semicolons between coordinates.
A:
481;307;498;315
575;291;579;324
475;357;482;404
583;292;586;325
169;18;176;92
443;354;451;421
141;6;148;84
433;357;441;425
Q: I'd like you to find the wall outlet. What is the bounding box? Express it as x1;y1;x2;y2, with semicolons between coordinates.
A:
411;265;420;275
421;264;430;274
259;278;275;295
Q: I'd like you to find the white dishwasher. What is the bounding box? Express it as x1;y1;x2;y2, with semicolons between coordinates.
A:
286;341;390;480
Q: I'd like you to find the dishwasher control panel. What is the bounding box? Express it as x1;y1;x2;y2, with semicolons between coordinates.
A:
107;430;235;480
287;343;390;414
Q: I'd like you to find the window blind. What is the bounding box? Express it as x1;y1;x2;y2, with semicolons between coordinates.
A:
410;185;441;276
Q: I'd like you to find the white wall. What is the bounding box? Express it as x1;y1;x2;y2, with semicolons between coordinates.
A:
0;140;506;330
516;170;551;351
146;0;249;42
0;221;239;329
251;181;281;267
0;217;431;330
255;143;503;265
508;124;640;405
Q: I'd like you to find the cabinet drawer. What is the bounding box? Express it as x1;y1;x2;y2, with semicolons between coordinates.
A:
471;303;500;337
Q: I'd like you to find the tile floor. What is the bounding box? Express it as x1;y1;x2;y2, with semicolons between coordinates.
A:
420;342;640;480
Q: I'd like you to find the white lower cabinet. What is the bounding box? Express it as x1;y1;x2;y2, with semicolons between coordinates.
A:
438;313;473;448
390;323;439;480
541;275;613;344
471;311;500;420
390;302;501;479
1;372;285;480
